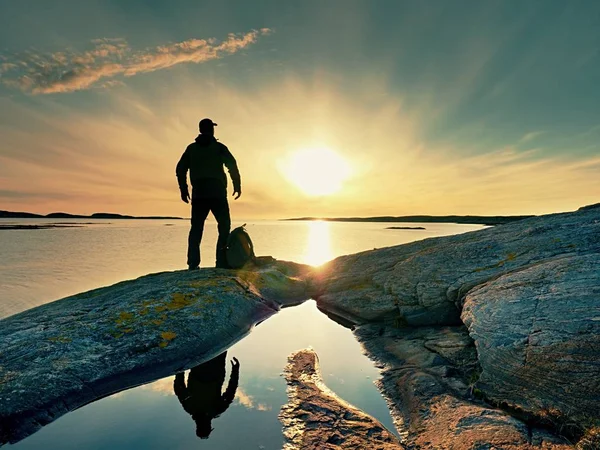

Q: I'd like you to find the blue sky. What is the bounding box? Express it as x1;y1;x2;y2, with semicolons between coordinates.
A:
0;0;598;217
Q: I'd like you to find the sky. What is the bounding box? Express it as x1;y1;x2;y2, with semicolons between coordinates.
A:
0;0;599;219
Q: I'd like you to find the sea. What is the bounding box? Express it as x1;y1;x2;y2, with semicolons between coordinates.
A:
0;218;484;449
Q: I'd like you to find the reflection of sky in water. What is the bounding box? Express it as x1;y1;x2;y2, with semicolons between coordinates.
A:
11;302;393;450
2;220;486;448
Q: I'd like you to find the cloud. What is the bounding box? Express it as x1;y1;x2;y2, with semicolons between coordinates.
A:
141;377;175;395
519;131;545;143
236;388;272;411
0;188;72;200
137;377;271;411
1;74;597;218
0;30;271;94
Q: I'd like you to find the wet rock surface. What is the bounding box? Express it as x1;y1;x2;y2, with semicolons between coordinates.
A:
2;205;599;448
279;348;404;450
355;325;572;449
313;205;600;447
0;260;310;445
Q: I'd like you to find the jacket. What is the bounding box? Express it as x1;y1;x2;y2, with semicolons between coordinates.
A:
176;134;241;198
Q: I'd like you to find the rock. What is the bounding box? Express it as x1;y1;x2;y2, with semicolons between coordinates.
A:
461;253;600;424
313;205;600;442
578;203;600;211
313;206;600;327
411;395;572;450
353;324;572;449
3;204;600;447
279;348;404;450
0;261;310;445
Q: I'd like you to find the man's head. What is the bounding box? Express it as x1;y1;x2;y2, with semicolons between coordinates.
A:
195;417;214;439
199;118;217;136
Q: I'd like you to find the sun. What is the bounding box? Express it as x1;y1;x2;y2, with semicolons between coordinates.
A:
280;147;352;196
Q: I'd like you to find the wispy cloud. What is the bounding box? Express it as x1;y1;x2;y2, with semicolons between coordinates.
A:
519;131;545;143
0;29;271;94
140;377;175;395
133;377;272;411
236;388;271;411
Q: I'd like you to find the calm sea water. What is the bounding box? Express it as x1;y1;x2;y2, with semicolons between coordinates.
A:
1;219;484;449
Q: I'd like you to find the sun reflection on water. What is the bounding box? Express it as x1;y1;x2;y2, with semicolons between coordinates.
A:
304;221;333;266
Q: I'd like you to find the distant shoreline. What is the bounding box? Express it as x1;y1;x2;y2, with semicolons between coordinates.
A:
0;224;86;230
282;215;534;226
0;211;185;220
1;210;536;226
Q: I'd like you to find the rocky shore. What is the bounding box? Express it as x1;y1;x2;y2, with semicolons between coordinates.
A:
311;204;600;448
1;204;598;448
0;260;310;444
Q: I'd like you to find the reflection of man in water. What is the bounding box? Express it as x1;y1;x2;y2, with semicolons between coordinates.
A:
174;352;240;439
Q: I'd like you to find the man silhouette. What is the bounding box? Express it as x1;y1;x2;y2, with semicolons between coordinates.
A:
176;118;241;269
173;352;240;439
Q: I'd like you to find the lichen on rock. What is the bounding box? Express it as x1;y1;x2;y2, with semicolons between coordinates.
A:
0;261;311;445
2;205;599;448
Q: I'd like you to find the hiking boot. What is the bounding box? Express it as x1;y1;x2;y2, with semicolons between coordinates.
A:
215;261;230;269
188;265;199;270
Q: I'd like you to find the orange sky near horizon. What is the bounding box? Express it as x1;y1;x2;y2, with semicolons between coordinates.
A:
2;74;598;219
1;2;599;219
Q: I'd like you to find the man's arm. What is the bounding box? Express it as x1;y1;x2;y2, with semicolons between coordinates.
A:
220;144;241;200
173;372;195;416
216;357;240;415
175;147;191;203
173;372;190;409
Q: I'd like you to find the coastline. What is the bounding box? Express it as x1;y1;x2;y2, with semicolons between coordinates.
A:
0;211;185;220
281;214;534;226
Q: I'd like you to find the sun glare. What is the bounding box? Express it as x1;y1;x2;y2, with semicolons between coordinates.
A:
281;147;352;196
304;220;333;266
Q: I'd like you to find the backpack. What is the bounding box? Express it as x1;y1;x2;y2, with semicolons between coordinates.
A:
226;224;256;269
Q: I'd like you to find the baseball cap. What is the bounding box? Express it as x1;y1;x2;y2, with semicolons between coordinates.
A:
199;118;218;128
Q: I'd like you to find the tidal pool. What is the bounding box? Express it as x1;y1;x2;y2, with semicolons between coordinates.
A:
1;219;484;448
10;301;396;450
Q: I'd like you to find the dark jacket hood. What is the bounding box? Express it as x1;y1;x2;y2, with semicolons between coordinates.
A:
195;134;216;146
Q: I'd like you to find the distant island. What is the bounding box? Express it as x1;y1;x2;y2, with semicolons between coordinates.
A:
1;210;537;226
0;224;87;230
386;226;426;230
283;215;535;226
0;210;185;220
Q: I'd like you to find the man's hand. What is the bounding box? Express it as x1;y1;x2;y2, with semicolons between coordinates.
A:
233;189;242;200
230;357;240;369
180;189;190;204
